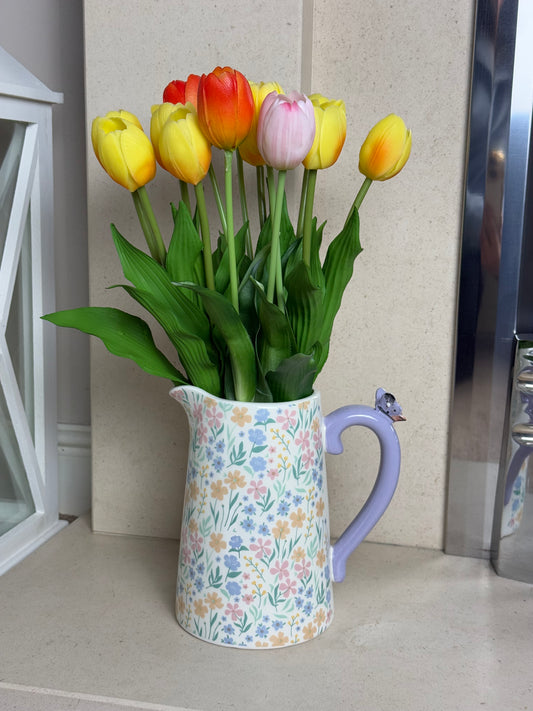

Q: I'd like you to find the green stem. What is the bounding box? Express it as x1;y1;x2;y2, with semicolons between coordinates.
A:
224;149;239;312
302;169;317;266
345;176;373;225
296;168;310;239
194;182;215;290
266;170;287;307
266;166;276;221
179;180;192;214
131;186;166;265
208;163;227;235
236;151;252;259
256;166;267;229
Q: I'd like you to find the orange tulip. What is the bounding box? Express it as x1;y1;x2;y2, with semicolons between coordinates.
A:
163;74;200;108
197;66;254;151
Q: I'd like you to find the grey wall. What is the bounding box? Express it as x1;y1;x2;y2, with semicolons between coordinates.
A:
0;0;90;426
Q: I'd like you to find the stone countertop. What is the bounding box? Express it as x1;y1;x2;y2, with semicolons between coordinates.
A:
0;516;531;711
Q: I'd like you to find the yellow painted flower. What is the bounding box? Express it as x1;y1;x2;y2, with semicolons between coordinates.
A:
205;592;223;610
231;406;252;426
272;519;290;540
303;94;346;170
291;546;306;562
224;470;246;489
158;102;212;185
91;112;156;191
209;532;227;552
194;599;208;618
210;480;228;500
303;623;317;641
358;113;411;181
290;507;306;528
269;631;289;647
238;80;284;166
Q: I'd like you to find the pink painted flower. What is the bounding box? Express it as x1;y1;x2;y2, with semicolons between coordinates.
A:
267;467;279;481
247;479;267;500
276;409;297;430
270;559;290;579
256;91;316;170
250;537;272;560
206;407;223;429
295;558;311;579
280;578;298;598
242;593;254;606
225;602;243;621
190;531;203;553
302;448;314;467
295;430;310;448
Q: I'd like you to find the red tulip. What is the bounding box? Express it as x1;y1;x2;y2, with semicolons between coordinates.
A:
163;74;200;108
197;66;254;151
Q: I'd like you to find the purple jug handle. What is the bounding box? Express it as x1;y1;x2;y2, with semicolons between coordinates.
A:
324;388;404;583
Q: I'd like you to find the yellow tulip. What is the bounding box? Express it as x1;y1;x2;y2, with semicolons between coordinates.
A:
358;114;411;181
91;112;156;191
238;80;284;166
150;103;178;165
158;103;212;185
303;94;346;170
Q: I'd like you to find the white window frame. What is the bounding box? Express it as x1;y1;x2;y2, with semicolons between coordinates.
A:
0;85;65;575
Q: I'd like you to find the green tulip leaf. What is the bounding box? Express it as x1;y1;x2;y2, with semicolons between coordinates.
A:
42;307;186;384
251;278;296;374
265;353;317;402
284;260;324;355
176;283;257;402
116;285;221;396
317;208;362;372
166;201;205;292
214;222;248;294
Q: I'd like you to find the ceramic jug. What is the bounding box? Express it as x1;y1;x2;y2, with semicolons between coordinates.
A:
170;385;404;648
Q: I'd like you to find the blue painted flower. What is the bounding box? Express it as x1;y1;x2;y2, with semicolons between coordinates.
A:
292;494;304;506
224;554;240;571
244;503;255;516
215;440;225;453
255;409;271;423
277;501;290;516
250;456;267;472
213;455;224;472
303;601;314;615
324;565;330;581
222;635;234;645
248;429;267;445
256;624;269;638
226;581;241;596
241;517;255;532
196;562;205;576
272;619;284;630
195;577;204;593
294;596;304;609
305;587;313;598
229;535;243;550
205;447;214;460
257;523;270;536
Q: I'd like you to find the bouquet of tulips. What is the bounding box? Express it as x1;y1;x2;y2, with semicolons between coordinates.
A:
44;66;411;402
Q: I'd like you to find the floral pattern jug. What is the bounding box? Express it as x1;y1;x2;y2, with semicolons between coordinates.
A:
170;385;404;648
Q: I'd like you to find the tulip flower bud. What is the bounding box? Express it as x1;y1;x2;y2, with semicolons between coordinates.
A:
158;103;212;185
197;66;254;151
358;114;411;181
162;74;200;108
303;94;346;170
256;91;316;171
91;112;156;191
238;80;284;166
150;103;178;164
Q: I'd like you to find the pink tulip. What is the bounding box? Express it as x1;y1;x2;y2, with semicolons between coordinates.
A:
256;91;316;170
